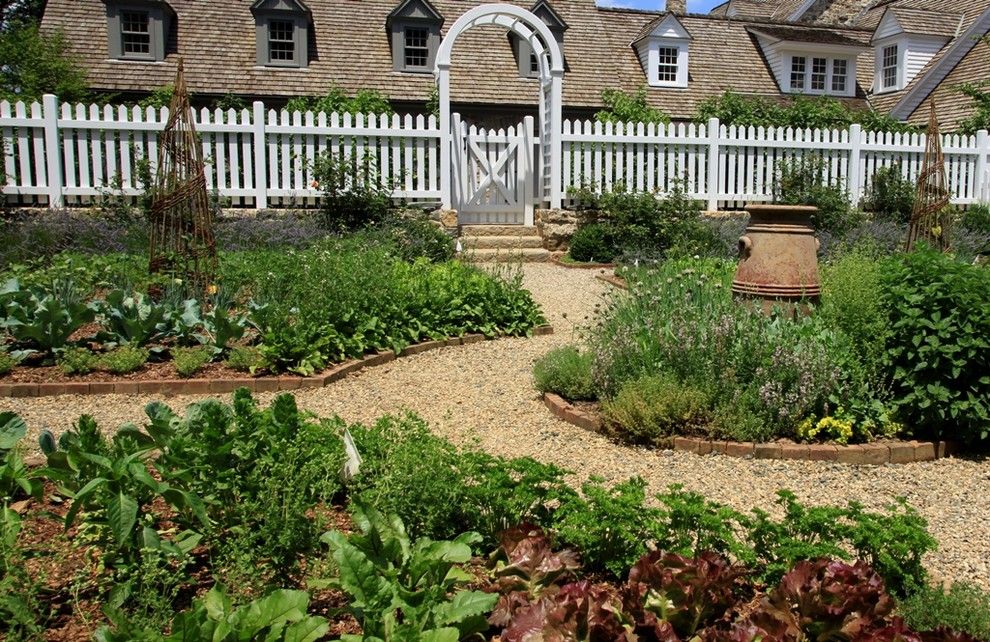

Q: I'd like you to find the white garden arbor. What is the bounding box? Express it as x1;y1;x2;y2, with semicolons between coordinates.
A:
435;3;565;221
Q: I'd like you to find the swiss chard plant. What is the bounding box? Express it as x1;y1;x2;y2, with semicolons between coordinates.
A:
321;501;497;642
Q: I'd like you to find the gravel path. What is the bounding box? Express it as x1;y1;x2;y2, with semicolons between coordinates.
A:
3;263;989;590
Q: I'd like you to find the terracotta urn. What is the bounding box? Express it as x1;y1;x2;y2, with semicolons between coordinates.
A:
732;204;820;313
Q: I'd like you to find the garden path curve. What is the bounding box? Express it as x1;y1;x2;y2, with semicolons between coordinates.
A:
3;264;989;591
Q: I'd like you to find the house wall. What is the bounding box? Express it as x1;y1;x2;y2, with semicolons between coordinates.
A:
755;35;786;89
904;36;946;83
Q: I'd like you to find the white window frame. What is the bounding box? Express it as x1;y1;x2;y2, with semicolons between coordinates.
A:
648;38;688;88
876;40;903;92
785;51;856;97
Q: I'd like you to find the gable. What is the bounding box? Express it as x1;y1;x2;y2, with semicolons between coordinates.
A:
388;0;442;22
649;14;691;40
531;0;567;31
251;0;309;14
873;10;903;42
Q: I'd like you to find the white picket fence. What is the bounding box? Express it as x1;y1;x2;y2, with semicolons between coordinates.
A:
562;118;990;209
1;95;988;212
0;95;441;208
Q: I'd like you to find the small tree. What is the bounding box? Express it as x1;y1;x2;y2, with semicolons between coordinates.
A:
595;86;670;125
0;24;87;102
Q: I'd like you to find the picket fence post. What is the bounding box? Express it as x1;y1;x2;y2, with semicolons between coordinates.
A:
705;117;720;211
846;124;863;206
41;94;63;208
976;129;989;202
252;101;267;210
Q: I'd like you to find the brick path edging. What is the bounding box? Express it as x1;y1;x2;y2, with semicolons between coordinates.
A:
542;392;959;465
0;325;554;398
595;274;629;290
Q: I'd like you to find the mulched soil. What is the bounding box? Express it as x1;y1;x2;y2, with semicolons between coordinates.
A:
9;482;367;641
0;360;263;384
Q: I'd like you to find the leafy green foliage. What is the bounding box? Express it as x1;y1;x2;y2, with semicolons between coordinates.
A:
100;289;169;346
532;346;596;401
1;278;97;354
94;584;329;642
957;79;990;136
602;374;710;445
322;502;496;642
40;415;208;607
58;346;99;375
1;503;45;639
882;247;990;442
567;223;617;263
774;156;863;236
898;582;990;641
0;350;14;375
285;85;394;116
695;91;921;132
554;476;662;578
312;153;394;232
172;345;213;377
1;412;39;502
224;345;266;374
377;217;455;263
863;165;916;224
98;345;149;374
595;86;670;125
0;23;88;102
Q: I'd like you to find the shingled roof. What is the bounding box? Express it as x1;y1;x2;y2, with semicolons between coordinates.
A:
41;0;881;120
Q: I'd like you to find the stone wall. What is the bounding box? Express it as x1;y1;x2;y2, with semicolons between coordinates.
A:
535;208;603;251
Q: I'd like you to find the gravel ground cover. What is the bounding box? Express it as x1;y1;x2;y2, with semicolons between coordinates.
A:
3;263;989;591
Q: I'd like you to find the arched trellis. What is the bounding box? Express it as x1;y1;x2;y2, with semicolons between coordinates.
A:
434;3;564;213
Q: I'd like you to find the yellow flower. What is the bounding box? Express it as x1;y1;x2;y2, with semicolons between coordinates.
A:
816;416;854;445
207;284;218;295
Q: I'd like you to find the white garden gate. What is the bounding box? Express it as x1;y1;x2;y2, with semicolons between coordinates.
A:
435;3;563;225
451;113;536;224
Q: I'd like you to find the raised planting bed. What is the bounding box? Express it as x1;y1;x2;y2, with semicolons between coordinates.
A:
542;392;961;465
0;326;552;397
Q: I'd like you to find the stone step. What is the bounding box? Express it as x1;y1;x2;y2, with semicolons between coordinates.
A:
460;247;551;263
460;225;539;237
460;235;544;249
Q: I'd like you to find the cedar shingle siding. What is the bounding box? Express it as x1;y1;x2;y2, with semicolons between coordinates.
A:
40;0;990;127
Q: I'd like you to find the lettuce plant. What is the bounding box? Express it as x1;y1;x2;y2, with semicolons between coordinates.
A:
1;279;96;354
99;289;169;346
500;581;631;642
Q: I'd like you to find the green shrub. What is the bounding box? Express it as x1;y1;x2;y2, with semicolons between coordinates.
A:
882;246;990;443
0;352;15;375
898;582;990;640
602;374;710;444
532;346;596;400
962;202;990;234
774;156;862;236
568;223;616;263
380;216;454;263
97;345;149;374
553;476;663;578
224;345;266;374
820;250;892;387
58;346;99;375
347;413;466;541
172;346;212;378
312;152;393;232
862;165;915;223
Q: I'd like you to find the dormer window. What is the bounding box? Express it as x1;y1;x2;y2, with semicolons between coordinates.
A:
106;0;172;62
515;1;567;79
251;0;310;68
388;0;443;73
632;14;692;89
871;8;955;94
880;44;899;89
749;26;866;98
404;26;430;68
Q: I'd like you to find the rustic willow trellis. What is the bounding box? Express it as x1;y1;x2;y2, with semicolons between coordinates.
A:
148;59;217;290
906;103;952;252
